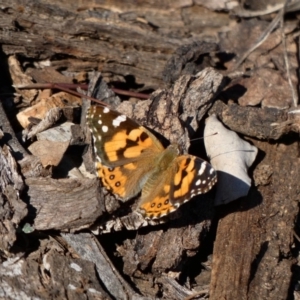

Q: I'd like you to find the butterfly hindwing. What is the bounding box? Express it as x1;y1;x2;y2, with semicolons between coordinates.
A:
170;155;217;205
96;161;156;200
139;152;217;219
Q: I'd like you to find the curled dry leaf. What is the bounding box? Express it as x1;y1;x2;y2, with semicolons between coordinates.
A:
204;115;258;205
16;92;81;128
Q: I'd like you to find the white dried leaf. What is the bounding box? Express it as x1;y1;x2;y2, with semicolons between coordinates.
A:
204;115;258;205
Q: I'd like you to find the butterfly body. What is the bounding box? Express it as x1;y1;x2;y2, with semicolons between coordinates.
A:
87;105;217;219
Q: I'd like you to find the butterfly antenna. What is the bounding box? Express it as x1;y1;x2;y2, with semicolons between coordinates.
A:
190;132;218;143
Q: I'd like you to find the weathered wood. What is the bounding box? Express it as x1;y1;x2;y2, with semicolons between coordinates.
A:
0;1;299;299
0;238;112;299
27;177;104;231
0;101;28;160
0;142;27;253
0;0;230;89
210;139;299;300
210;100;290;140
62;232;146;300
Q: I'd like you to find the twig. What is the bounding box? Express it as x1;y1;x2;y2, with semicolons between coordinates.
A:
232;10;283;70
233;1;300;18
298;34;300;100
14;83;108;106
232;1;300;71
184;289;209;300
293;229;300;243
232;3;284;17
280;0;298;107
111;87;149;99
14;82;150;101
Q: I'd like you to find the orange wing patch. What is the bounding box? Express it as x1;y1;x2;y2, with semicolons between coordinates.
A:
104;128;155;162
173;157;196;198
96;163;127;198
124;163;137;170
140;195;176;219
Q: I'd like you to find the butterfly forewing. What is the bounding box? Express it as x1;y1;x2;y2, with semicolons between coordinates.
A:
87;105;164;167
87;105;164;200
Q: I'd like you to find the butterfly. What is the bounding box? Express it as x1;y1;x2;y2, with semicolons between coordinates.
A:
86;105;217;219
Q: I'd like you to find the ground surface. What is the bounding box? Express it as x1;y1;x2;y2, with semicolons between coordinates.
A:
0;1;300;299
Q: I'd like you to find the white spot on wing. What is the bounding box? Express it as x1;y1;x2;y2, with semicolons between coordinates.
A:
103;107;110;113
102;125;108;132
98;120;102;125
112;115;126;127
198;162;207;175
195;179;201;186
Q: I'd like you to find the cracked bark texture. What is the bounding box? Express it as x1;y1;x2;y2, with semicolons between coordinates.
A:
0;1;299;299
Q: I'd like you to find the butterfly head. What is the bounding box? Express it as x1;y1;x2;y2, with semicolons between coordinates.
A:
166;143;181;154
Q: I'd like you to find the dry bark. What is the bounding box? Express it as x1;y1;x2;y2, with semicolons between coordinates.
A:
210;139;299;300
0;1;299;300
0;0;228;89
